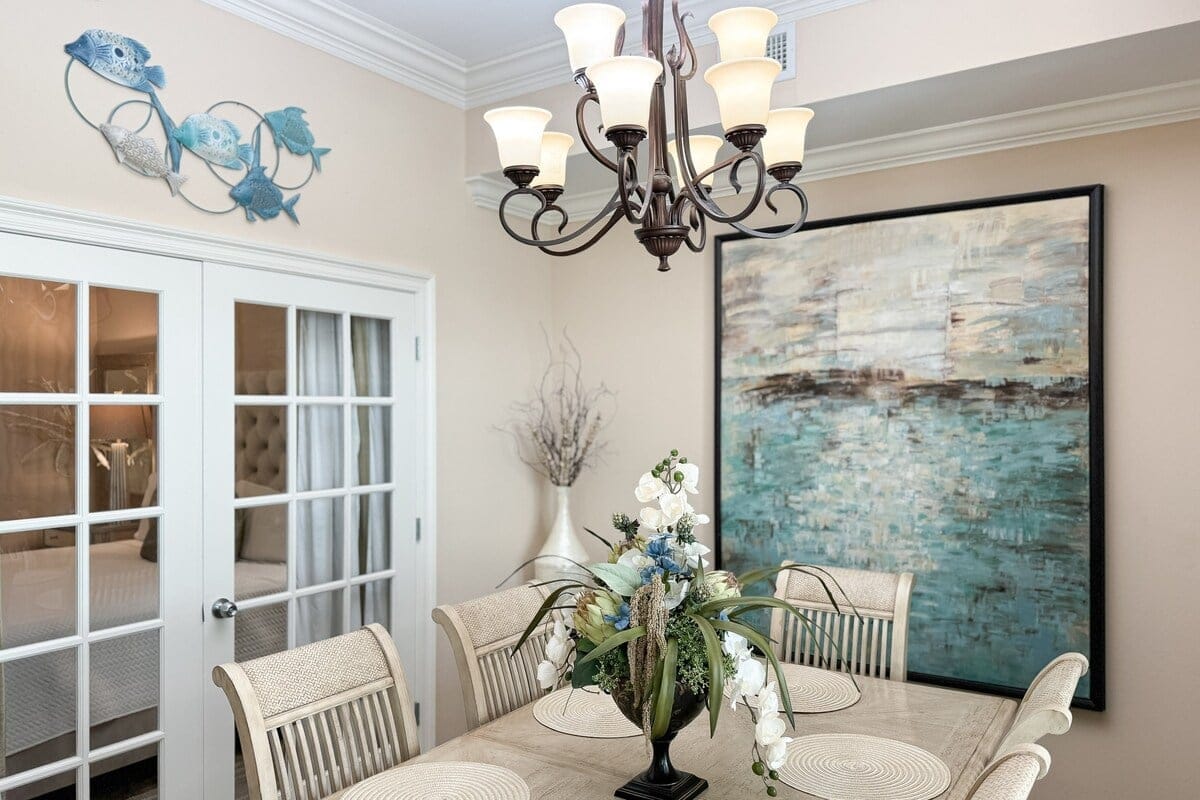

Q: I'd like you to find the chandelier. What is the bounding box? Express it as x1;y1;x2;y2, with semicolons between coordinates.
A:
483;1;814;272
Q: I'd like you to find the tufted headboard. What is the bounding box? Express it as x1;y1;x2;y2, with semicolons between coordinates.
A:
235;370;287;493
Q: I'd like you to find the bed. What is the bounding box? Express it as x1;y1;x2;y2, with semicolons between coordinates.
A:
0;538;286;796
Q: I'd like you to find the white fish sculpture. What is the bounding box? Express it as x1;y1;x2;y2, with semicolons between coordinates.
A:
99;123;186;196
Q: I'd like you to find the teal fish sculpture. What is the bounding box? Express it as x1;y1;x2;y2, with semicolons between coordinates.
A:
65;29;181;171
264;107;331;171
230;166;299;223
99;123;186;196
172;113;254;169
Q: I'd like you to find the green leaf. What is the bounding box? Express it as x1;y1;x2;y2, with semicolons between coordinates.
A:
571;656;599;688
733;564;861;620
651;638;679;739
574;625;646;668
511;583;587;655
588;563;642;596
584;526;615;551
705;617;796;728
686;613;727;737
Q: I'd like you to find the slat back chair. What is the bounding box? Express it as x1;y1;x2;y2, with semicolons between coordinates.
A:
996;652;1089;756
212;624;420;800
966;743;1051;800
770;562;914;681
432;582;555;730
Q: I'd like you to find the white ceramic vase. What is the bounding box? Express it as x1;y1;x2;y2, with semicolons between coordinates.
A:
534;484;590;582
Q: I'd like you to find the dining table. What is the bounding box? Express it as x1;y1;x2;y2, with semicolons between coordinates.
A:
399;674;1018;799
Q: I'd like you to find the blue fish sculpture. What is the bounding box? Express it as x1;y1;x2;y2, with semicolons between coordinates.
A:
230;167;300;223
65;29;164;92
65;29;181;171
264;107;331;171
172;113;254;169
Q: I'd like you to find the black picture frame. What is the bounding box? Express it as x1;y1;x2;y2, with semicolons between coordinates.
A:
714;185;1105;710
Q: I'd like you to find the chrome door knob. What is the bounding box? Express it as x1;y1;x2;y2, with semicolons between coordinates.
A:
211;598;239;619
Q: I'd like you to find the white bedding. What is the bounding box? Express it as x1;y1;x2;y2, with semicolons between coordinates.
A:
1;539;285;754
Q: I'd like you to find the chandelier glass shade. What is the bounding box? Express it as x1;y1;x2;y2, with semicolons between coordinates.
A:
486;1;815;271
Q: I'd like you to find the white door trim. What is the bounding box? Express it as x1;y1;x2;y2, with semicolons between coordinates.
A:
0;195;439;751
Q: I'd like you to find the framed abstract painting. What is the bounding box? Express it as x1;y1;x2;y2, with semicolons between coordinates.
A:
715;186;1105;709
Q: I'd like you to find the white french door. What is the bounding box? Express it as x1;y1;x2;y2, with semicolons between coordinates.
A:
0;232;204;799
200;264;423;798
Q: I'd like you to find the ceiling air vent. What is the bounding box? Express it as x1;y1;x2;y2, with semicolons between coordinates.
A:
766;21;796;82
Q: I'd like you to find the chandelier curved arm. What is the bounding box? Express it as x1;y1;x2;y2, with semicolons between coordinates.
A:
617;150;657;225
666;0;698;80
672;149;768;225
537;208;627;257
531;202;570;235
676;196;708;252
498;186;623;249
727;181;811;239
575;92;619;174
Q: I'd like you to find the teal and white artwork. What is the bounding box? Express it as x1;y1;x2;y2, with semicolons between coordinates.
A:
716;187;1104;709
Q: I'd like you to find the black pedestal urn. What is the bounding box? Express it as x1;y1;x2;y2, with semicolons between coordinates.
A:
610;682;709;800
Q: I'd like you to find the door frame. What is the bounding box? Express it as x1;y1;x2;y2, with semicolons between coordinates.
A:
0;195;439;756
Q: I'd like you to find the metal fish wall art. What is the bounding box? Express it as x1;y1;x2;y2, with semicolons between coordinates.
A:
64;28;330;224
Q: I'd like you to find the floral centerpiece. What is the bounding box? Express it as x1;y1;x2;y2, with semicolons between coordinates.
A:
514;450;850;800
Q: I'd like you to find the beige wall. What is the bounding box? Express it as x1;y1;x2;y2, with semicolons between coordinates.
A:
550;120;1200;798
0;0;554;746
4;1;1200;795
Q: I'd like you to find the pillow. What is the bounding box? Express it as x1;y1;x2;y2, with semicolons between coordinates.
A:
140;525;158;563
236;480;287;563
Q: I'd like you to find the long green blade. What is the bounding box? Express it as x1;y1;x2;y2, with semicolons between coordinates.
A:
706;617;795;728
511;583;586;655
574;625;647;668
651;638;679;739
686;613;726;737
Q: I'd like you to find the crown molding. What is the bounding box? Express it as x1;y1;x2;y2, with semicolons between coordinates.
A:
200;0;469;107
202;0;869;109
470;79;1200;220
465;0;869;107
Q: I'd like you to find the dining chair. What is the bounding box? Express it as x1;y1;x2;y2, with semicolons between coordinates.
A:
770;562;914;680
432;582;556;730
212;623;420;800
996;652;1089;755
965;743;1051;800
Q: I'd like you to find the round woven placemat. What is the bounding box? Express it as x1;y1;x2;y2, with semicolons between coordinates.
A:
532;687;642;738
728;662;861;714
341;761;530;800
777;734;951;800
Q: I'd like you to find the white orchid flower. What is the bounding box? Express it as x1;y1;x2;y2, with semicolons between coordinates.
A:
728;655;767;708
536;659;559;690
757;681;781;717
634;472;667;503
763;736;792;771
657;490;692;527
692;512;710;525
545;622;571;667
663;579;690;610
639;506;668;531
682;541;710;569
618;546;655;572
676;462;700;494
722;632;752;662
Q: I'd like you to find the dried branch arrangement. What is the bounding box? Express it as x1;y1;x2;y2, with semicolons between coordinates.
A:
502;334;614;487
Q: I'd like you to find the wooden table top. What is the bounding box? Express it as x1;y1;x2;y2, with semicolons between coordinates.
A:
410;675;1016;800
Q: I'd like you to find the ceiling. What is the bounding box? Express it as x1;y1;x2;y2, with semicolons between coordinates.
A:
342;0;650;65
200;0;869;107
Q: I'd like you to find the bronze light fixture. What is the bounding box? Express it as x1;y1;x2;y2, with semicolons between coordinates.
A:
484;1;814;272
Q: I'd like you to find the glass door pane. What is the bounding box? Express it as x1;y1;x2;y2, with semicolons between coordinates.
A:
205;266;421;796
0;233;203;800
